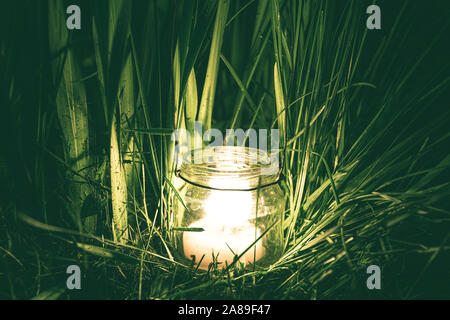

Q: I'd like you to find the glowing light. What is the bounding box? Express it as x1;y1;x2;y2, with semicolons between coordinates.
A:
183;188;265;269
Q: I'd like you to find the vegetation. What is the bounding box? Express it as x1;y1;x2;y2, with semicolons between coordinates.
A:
0;0;449;299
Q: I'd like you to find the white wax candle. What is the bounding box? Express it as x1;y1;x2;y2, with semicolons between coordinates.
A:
183;219;265;270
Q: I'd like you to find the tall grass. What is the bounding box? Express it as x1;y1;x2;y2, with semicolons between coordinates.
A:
0;0;449;299
48;0;94;233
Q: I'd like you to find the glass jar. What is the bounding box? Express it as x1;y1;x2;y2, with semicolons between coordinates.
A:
171;146;284;270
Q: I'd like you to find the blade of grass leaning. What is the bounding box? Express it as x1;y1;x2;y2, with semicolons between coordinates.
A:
197;0;230;131
110;114;129;243
185;67;198;139
110;0;134;244
117;40;137;243
273;62;286;139
92;0;134;243
48;0;95;233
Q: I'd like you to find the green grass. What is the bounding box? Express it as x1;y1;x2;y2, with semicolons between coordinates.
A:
0;0;449;299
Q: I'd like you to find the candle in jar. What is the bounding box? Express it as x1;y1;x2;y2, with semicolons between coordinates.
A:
183;219;265;269
182;189;265;269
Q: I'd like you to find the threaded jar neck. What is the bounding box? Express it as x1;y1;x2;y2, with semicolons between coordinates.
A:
177;146;279;191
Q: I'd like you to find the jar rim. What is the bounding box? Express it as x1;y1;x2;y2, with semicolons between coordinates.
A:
177;146;280;191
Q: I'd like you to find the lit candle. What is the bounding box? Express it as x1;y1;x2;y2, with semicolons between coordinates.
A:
182;189;266;269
